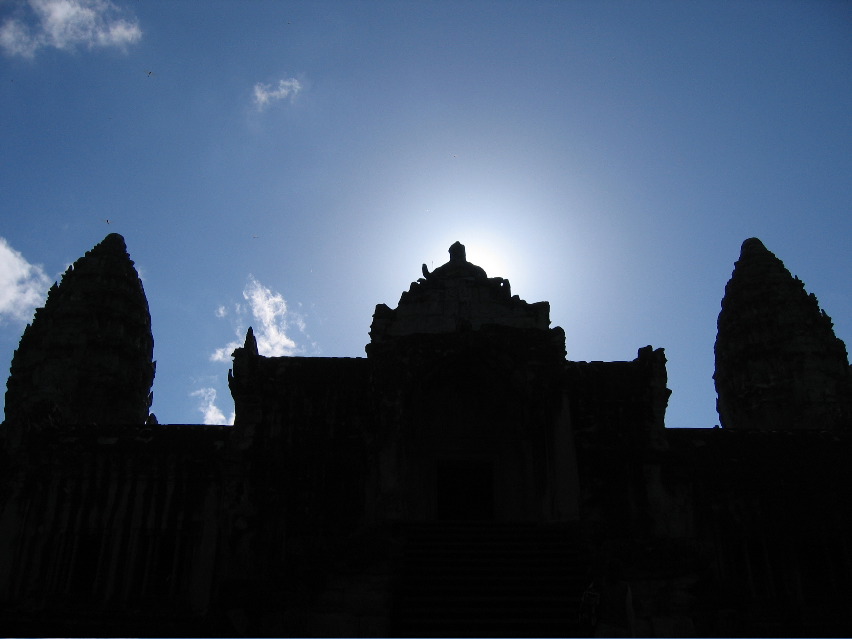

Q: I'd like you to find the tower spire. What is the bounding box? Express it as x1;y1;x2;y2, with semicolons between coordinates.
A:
4;233;155;427
714;238;852;429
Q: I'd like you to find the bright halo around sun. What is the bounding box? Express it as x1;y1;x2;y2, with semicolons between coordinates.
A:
461;241;508;279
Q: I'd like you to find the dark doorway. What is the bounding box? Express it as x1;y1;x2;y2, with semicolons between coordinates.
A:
436;459;494;520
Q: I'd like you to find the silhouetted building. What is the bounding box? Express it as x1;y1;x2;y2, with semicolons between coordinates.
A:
4;234;155;430
1;235;851;637
715;237;852;431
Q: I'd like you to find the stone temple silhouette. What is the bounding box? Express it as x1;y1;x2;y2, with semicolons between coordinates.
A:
1;234;851;636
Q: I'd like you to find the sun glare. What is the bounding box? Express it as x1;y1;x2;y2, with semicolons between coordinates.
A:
462;242;509;279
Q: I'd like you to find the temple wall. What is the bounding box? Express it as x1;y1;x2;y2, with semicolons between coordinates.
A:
650;428;852;633
0;424;229;630
566;347;670;535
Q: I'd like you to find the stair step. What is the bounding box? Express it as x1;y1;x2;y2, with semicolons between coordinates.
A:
401;556;586;570
394;619;585;638
397;577;582;584
391;522;589;636
395;599;580;611
396;585;584;597
403;543;582;552
398;558;586;568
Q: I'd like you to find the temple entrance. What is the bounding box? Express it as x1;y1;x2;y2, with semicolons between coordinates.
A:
435;459;494;520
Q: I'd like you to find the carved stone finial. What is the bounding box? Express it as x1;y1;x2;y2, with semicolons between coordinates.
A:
740;237;767;255
101;232;128;252
448;241;466;262
244;326;259;356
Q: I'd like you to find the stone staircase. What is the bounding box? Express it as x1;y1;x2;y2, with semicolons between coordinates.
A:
390;521;591;637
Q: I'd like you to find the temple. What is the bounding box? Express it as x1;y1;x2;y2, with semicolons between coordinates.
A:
1;235;851;636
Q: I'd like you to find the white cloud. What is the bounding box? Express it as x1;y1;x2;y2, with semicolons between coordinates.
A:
211;275;307;362
1;0;141;58
190;387;234;425
0;236;51;324
0;16;37;57
211;340;242;363
253;77;302;110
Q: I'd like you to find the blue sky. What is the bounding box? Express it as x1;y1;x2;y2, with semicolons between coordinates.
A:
1;0;850;427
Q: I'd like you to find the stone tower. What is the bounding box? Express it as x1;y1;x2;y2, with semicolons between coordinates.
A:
714;237;852;430
4;233;155;427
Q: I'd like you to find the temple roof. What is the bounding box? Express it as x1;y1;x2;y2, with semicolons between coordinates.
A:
420;241;488;281
368;242;556;349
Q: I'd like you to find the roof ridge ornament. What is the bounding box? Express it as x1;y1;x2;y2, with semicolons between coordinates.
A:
448;241;466;262
421;241;486;281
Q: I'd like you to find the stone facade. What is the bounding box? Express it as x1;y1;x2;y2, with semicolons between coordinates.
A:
1;235;851;636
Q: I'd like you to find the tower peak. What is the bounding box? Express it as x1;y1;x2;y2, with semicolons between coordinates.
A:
421;241;488;281
740;237;767;256
448;241;466;262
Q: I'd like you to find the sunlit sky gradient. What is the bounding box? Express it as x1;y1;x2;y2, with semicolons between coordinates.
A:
2;0;850;427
